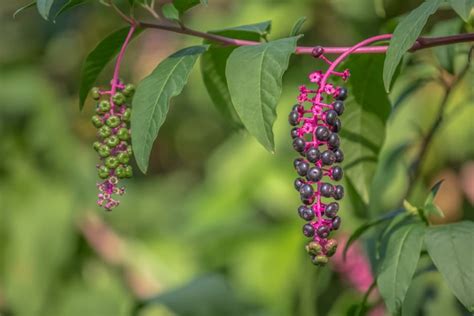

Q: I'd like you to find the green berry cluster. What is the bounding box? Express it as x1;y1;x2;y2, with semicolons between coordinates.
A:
91;83;135;210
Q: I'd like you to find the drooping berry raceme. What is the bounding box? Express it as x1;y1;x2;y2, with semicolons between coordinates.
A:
89;25;137;211
91;82;135;211
290;47;350;266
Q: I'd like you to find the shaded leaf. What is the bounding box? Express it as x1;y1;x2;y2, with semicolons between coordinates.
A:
162;3;180;21
343;208;404;260
132;45;208;173
134;274;253;316
290;16;307;36
341;54;392;202
173;0;206;14
201;22;271;128
430;18;462;74
369;143;410;215
383;0;443;91
36;0;54;20
79;27;142;110
425;221;474;312
448;0;474;21
377;222;426;314
55;0;88;18
13;1;36;19
226;37;299;151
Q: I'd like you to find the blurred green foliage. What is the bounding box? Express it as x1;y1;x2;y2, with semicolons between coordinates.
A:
0;0;473;315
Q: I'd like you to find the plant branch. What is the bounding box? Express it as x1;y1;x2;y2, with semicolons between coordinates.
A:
407;47;473;195
134;21;474;55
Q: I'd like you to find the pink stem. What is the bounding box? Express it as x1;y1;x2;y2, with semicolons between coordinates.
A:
316;34;393;103
110;25;136;112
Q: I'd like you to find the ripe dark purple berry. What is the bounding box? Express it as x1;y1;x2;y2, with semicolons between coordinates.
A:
294;158;304;169
298;206;315;221
317;225;330;238
316;126;330;141
299;184;314;199
328;133;340;149
320;183;334;197
296;161;310;176
321;150;336;165
325;110;338;125
293;137;306;153
332;119;342;133
290;127;299;139
288;111;299;126
305;147;320;163
333;185;344;200
306;167;323;182
336;87;348;101
325;202;339;218
333;100;344;115
294;178;305;191
303;224;315;237
332;216;341;230
292;104;303;112
331;166;343;181
334;148;344;163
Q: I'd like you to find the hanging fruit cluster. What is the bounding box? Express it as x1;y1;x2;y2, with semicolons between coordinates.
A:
90;81;135;211
289;57;349;266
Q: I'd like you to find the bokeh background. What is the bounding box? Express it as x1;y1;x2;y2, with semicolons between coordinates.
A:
0;0;473;315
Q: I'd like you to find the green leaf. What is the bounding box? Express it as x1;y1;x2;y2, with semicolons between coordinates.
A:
423;179;445;218
341;54;392;202
134;274;251;315
132;45;208;173
369;143;410;215
162;3;180;21
36;0;54;20
13;1;36;19
343;208;404;260
383;0;443;91
226;37;299;151
290;16;307;36
448;0;474;21
79;27;142;110
173;0;206;14
430;18;463;74
425;221;474;312
54;0;88;18
201;22;271;128
377;222;426;314
392;78;429;111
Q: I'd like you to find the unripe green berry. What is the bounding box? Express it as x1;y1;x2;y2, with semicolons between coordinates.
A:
91;87;101;100
98;165;110;179
106;135;120;148
325;239;338;257
112;92;126;105
98;145;111;158
117;152;130;164
99;126;112;138
91;115;103;128
106;115;121;128
117;127;130;141
93;141;101;152
305;241;322;255
126;145;133;156
122;108;131;121
105;156;119;169
115;165;126;179
123;84;135;97
312;255;328;266
124;165;133;178
98;100;111;112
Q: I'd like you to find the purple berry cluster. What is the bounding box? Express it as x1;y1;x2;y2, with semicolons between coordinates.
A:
289;67;349;266
90;81;134;211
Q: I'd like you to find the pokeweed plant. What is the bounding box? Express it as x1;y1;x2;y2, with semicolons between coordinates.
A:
17;0;474;313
